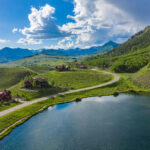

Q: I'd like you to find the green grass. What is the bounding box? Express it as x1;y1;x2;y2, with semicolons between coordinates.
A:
131;65;150;89
0;102;20;112
40;70;113;90
10;70;112;101
0;68;36;89
28;65;52;74
10;88;64;101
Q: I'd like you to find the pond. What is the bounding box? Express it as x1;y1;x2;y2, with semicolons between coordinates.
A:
1;94;150;150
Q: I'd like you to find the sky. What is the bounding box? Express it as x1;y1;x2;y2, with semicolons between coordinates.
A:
0;0;150;49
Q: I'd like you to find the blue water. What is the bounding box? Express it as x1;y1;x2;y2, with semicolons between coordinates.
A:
1;94;150;150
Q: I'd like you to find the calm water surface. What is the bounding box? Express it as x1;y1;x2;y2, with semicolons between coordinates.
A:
1;94;150;150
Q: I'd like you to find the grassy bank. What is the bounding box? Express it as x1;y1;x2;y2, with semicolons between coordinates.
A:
0;102;20;112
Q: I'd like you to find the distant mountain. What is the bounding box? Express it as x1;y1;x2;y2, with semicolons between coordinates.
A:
0;41;119;63
41;41;119;56
0;47;38;63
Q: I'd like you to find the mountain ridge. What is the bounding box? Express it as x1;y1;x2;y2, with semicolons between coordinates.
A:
0;41;119;63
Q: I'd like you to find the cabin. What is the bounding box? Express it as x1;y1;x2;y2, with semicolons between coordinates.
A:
34;78;50;89
76;63;87;69
0;90;12;103
56;65;71;72
24;78;50;89
24;80;33;89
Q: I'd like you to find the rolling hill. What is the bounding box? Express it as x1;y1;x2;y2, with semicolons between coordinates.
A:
0;54;82;68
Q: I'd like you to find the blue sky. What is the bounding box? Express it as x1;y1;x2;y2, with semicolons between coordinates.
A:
0;0;150;49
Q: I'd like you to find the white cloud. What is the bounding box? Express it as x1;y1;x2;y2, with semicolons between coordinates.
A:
12;28;18;33
0;39;9;43
14;1;149;48
17;4;71;45
60;0;144;48
17;38;42;45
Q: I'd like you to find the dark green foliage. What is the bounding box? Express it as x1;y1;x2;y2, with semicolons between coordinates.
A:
112;55;149;73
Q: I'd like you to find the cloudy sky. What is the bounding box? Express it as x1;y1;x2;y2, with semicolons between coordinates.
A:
0;0;150;49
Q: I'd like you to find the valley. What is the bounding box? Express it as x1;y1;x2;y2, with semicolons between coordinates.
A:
1;26;150;147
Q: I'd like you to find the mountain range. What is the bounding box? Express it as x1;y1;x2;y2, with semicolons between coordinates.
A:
0;41;119;63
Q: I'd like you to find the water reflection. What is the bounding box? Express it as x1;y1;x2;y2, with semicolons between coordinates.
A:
1;94;150;150
54;102;74;110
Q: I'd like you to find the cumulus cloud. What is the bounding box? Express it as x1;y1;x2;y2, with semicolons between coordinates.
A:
17;4;71;45
60;0;144;48
15;0;149;48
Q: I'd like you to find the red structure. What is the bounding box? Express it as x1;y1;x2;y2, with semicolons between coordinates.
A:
0;90;12;102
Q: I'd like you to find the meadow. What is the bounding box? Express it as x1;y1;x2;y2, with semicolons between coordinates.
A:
10;70;112;101
40;70;112;89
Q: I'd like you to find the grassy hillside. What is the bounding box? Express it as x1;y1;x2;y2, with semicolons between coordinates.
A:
84;26;150;73
131;64;150;88
27;66;52;74
40;70;112;90
10;70;112;101
0;54;85;68
0;68;36;89
107;26;150;56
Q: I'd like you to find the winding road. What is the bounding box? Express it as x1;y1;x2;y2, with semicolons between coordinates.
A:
0;71;120;118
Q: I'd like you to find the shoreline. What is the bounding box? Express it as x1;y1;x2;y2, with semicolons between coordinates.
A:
1;89;149;140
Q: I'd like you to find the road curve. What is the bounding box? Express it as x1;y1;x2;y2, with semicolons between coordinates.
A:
0;71;120;118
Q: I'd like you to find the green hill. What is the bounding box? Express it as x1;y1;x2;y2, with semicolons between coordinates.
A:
84;26;150;73
107;26;150;56
0;54;83;68
0;68;36;89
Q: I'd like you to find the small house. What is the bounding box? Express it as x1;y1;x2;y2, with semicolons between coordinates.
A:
0;90;12;103
56;65;71;72
76;63;87;69
24;78;50;89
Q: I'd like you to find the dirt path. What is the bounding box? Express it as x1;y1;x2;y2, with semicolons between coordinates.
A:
0;71;120;118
